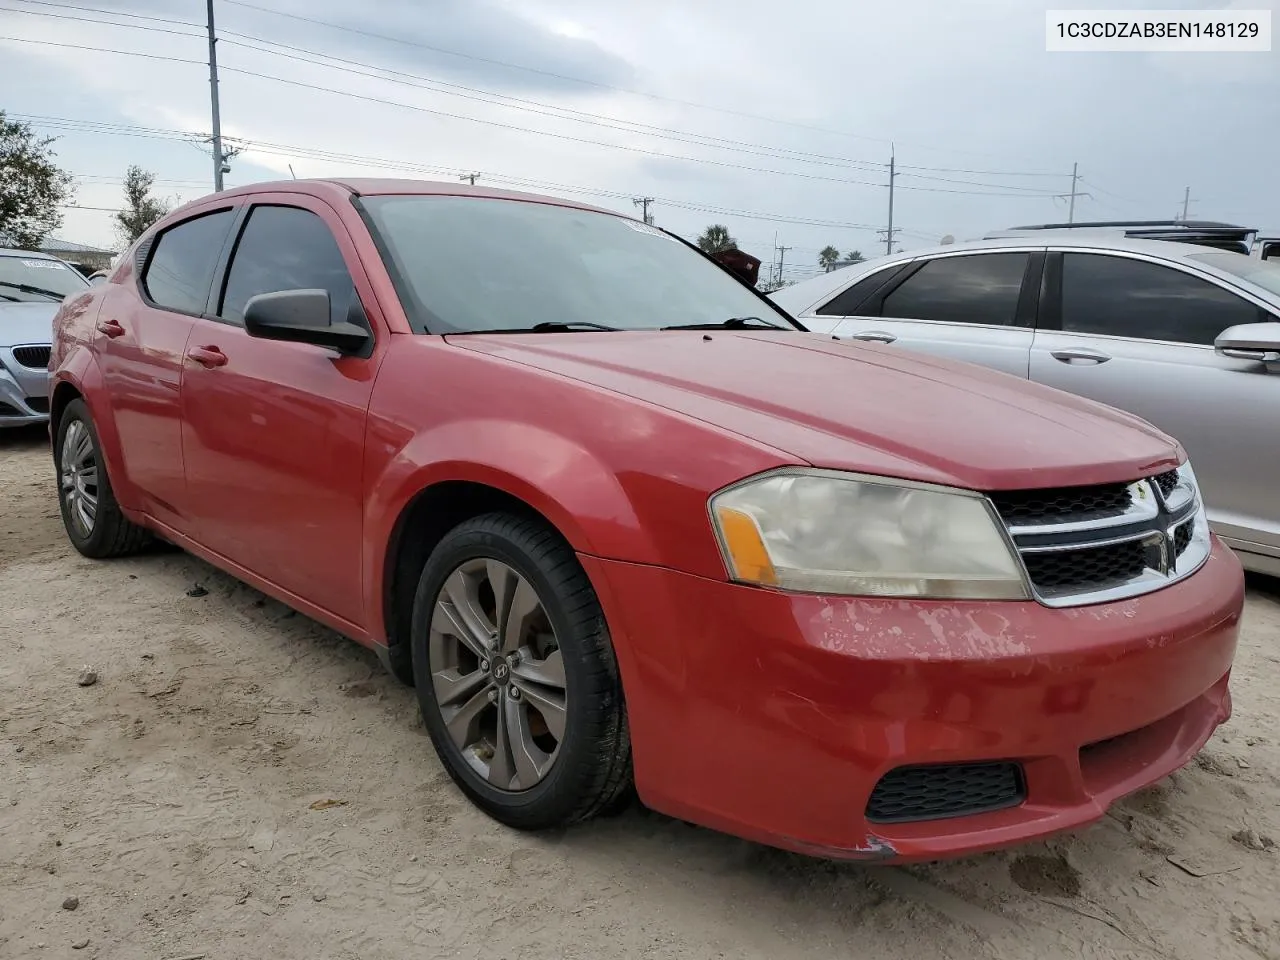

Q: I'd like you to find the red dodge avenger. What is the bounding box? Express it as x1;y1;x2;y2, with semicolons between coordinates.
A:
49;179;1243;862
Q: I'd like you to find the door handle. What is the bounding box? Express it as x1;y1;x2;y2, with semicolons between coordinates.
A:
850;330;897;344
187;345;228;368
1050;348;1111;364
96;318;125;339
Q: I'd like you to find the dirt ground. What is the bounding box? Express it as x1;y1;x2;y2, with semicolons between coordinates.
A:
2;425;1279;960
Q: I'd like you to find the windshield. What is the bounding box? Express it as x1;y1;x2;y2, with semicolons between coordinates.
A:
0;254;90;302
1188;252;1280;299
360;195;796;334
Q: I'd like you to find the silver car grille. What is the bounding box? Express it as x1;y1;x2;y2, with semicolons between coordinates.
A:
988;462;1210;607
11;344;52;369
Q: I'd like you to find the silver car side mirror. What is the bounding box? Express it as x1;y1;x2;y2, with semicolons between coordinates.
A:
1215;321;1280;363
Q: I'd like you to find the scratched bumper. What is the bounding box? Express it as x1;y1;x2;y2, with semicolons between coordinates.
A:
581;538;1243;862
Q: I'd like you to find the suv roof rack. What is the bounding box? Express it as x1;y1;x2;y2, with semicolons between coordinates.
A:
984;220;1258;255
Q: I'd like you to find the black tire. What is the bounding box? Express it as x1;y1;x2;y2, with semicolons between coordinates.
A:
411;512;632;830
55;398;151;559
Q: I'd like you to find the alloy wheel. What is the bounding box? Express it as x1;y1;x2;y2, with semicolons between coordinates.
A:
60;419;99;539
428;558;568;791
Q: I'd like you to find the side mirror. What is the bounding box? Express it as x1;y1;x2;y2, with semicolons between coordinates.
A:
1215;321;1280;362
243;288;370;354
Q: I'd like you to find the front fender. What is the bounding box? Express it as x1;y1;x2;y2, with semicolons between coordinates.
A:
362;416;656;635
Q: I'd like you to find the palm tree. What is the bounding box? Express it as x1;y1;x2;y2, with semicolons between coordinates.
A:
697;224;737;254
843;250;866;264
818;245;840;271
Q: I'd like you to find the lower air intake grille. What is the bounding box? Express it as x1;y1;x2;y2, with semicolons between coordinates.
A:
23;397;49;414
866;762;1026;823
1022;539;1149;592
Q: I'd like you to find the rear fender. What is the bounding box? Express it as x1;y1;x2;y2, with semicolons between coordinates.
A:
51;349;141;513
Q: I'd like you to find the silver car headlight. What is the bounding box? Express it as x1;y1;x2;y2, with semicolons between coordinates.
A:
709;469;1030;600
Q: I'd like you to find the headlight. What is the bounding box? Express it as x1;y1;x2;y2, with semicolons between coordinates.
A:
709;469;1029;600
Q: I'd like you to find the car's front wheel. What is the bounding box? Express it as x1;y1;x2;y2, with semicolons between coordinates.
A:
410;512;632;830
55;398;151;558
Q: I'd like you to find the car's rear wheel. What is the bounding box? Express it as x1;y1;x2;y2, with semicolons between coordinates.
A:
410;512;632;830
55;399;151;558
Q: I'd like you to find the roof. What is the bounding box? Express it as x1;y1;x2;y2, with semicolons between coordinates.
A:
770;234;1280;317
201;178;624;220
38;238;115;254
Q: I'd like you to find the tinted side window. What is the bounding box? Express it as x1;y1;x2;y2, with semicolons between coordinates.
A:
880;253;1028;326
1061;254;1260;345
219;205;355;326
816;264;910;316
142;210;235;314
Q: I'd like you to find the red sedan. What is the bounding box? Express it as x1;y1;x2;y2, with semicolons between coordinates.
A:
49;180;1243;862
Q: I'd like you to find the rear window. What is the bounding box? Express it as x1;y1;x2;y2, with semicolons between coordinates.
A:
360;195;791;334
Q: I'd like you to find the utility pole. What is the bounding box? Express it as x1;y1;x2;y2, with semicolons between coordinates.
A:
1067;162;1079;223
632;197;654;225
1053;162;1088;223
206;0;224;191
1180;186;1192;221
460;172;480;185
774;241;792;288
877;146;897;255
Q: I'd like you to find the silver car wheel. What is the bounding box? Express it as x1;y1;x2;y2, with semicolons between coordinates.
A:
428;558;568;792
60;419;99;539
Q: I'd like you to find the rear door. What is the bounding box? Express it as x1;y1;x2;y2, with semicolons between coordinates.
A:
821;251;1042;378
94;207;237;529
1030;249;1280;556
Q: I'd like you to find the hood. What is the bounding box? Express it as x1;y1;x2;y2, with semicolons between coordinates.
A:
0;301;59;347
446;330;1181;491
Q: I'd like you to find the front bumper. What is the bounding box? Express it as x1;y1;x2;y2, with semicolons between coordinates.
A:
0;346;51;427
582;537;1243;863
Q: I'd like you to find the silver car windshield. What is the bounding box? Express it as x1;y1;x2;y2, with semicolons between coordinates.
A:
1187;252;1280;299
361;195;793;334
0;254;90;302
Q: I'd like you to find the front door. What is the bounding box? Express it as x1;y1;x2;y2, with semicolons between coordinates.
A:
93;207;237;529
179;198;385;626
1030;250;1280;556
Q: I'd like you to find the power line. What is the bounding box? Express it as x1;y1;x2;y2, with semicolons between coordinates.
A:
0;2;1065;190
16;114;893;232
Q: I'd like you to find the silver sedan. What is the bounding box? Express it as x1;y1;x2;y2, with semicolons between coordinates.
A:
771;236;1280;577
1;248;90;428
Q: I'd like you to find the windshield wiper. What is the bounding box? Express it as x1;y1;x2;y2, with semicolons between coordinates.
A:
0;280;68;302
661;315;789;331
452;321;621;334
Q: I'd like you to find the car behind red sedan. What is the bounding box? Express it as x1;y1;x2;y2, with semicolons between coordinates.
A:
49;179;1243;862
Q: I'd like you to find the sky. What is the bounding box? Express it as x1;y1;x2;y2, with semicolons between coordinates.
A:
1;0;1278;283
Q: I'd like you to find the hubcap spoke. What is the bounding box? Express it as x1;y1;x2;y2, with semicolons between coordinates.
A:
506;699;548;787
444;686;492;752
499;576;540;654
79;466;98;489
435;569;496;657
432;666;489;707
488;695;516;788
512;678;567;742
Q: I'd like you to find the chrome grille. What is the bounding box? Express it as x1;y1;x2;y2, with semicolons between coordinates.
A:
11;344;52;369
990;463;1210;607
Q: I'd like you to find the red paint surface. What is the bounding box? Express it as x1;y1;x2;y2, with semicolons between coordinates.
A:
50;179;1245;861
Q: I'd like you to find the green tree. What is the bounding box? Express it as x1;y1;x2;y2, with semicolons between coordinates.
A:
818;245;840;271
844;249;866;264
0;111;74;249
696;224;737;254
114;165;171;245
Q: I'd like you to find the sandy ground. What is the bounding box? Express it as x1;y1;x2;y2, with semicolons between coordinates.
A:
2;424;1279;960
